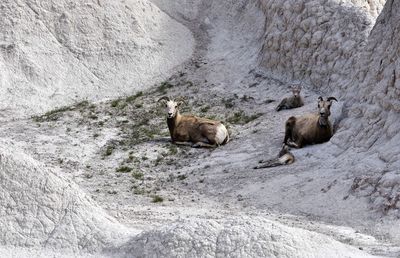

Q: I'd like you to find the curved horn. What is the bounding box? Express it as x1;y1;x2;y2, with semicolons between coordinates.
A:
318;96;324;102
174;96;187;105
157;96;170;103
327;97;338;102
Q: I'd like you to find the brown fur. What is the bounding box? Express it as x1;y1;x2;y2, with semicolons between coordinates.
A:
276;85;304;111
159;97;229;148
167;114;226;145
284;96;337;148
254;144;294;169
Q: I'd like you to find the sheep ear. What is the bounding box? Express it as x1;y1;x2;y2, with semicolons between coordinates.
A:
158;96;170;103
318;96;324;102
327;97;337;102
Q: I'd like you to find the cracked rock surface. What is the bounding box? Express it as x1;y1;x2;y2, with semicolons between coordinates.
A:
0;0;399;257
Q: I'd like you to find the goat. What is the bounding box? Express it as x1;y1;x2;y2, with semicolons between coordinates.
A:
276;85;304;111
158;96;229;148
253;144;294;169
284;96;337;148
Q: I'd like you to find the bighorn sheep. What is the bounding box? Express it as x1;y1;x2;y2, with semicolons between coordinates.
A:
284;96;338;148
158;96;229;148
253;144;294;169
276;85;304;111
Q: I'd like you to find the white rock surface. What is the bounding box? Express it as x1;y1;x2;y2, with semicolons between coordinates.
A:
117;217;376;258
0;0;399;257
258;0;385;94
0;0;194;120
0;140;135;254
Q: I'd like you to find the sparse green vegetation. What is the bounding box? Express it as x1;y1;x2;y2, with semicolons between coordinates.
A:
33;106;70;122
75;100;89;109
105;145;115;156
33;100;93;122
157;81;174;94
151;195;164;203
227;110;263;125
111;99;121;108
177;175;187;180
200;105;211;113
126;91;143;102
222;98;235;108
133;187;146;195
132;171;144;180
167;144;178;155
116;166;132;173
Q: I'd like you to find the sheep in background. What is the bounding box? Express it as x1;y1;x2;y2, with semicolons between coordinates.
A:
158;96;229;148
276;85;304;111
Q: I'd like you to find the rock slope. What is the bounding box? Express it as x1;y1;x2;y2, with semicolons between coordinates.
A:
0;0;193;120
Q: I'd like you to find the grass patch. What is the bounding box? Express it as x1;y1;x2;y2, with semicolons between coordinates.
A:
222;98;235;108
200;105;211;113
116;166;132;173
132;171;144;180
126;91;143;102
75;100;89;109
227;110;263;125
133;188;146;195
167;144;178;155
151;195;164;203
33;106;71;122
111;99;121;108
104;145;115;156
177;175;187;180
157;81;174;94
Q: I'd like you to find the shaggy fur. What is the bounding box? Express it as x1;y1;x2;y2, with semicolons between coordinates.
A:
284;96;337;148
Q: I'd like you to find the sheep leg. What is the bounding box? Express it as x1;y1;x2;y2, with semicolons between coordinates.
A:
284;130;292;145
286;140;300;148
276;98;287;111
173;141;193;146
192;142;217;148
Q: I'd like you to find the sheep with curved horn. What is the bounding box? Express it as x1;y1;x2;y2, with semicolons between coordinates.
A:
284;96;338;148
158;96;229;148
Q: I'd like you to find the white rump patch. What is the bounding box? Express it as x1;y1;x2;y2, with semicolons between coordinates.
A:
215;124;229;144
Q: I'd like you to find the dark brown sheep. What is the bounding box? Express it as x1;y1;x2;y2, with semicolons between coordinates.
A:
284;96;337;148
276;85;304;111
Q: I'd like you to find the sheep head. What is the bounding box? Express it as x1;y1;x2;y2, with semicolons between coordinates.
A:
291;84;302;98
158;96;187;119
317;96;337;119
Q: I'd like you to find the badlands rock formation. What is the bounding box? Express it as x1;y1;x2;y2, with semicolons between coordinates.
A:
0;0;193;119
0;0;399;257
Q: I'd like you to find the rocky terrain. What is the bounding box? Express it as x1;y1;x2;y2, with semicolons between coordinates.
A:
0;0;399;257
